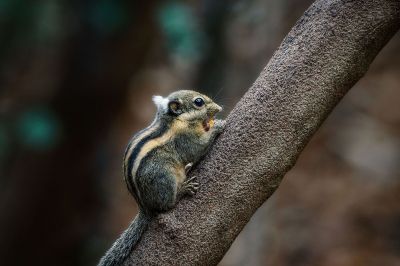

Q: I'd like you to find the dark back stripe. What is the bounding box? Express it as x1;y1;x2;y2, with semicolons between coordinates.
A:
123;126;150;176
123;141;135;195
126;122;168;205
123;122;158;199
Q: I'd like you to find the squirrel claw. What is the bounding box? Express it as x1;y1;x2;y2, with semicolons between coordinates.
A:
182;176;199;195
185;163;193;174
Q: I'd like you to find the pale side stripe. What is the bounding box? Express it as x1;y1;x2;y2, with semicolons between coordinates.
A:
123;120;159;174
130;119;186;181
125;121;161;201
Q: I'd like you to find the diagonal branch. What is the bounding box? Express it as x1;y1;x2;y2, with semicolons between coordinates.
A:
125;0;400;265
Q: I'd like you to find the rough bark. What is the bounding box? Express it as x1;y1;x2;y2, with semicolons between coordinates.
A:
125;0;400;265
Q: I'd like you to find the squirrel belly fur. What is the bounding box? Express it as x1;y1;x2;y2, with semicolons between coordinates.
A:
98;90;225;266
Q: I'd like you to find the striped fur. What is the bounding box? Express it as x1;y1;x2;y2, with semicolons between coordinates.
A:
99;90;225;266
123;120;164;206
123;118;187;209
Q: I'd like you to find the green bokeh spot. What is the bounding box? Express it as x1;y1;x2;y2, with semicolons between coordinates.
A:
16;108;61;151
33;1;63;43
158;3;205;61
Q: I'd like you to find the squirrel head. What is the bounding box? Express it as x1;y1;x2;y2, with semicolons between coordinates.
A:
152;90;222;128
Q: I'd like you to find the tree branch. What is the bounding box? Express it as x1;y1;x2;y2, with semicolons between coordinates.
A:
125;0;400;265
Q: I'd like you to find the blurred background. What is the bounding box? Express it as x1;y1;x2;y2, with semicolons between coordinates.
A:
0;0;399;265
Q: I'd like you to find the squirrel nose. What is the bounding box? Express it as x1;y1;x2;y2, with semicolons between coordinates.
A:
208;103;222;115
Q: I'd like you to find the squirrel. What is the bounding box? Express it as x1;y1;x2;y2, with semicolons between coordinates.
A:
98;90;225;266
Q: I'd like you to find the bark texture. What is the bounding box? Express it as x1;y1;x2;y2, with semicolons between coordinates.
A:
125;0;400;265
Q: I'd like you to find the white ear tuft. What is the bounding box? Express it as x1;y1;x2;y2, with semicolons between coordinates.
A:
152;95;169;113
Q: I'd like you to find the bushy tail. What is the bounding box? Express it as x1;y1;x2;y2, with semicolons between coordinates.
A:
98;211;151;266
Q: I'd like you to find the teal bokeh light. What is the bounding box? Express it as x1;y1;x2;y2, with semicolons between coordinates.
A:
34;1;63;43
16;108;61;151
158;2;206;62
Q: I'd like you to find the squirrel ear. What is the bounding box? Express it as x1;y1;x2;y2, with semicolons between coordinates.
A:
168;100;182;115
152;95;169;113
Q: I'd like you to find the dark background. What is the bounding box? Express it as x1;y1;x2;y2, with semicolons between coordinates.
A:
1;1;399;265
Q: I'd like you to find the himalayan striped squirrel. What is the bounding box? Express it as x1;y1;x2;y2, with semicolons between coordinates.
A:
98;90;225;266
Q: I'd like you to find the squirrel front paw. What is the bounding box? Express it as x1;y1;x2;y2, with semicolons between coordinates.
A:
214;119;226;132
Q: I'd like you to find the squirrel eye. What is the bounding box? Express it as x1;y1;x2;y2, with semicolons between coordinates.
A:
193;97;205;107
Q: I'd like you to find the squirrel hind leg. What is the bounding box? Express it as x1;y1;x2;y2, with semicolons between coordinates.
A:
178;175;199;197
138;173;178;213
